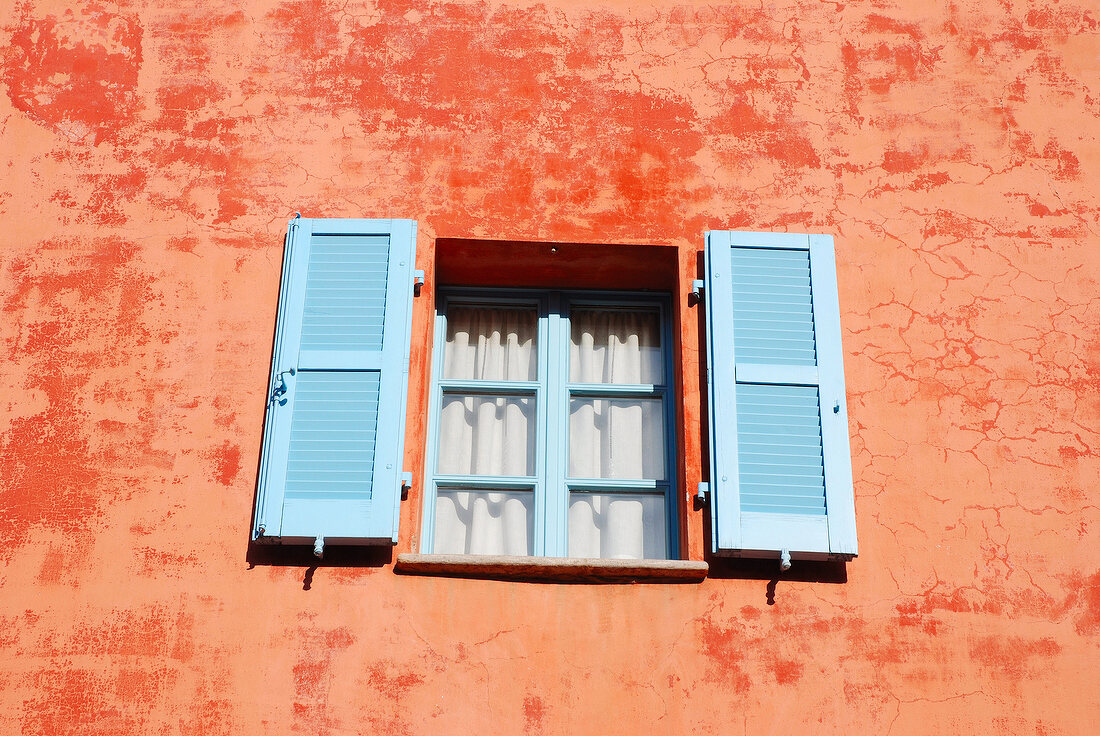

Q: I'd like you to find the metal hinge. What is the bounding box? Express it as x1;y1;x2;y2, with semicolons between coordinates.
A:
696;482;709;503
691;279;705;300
413;269;425;296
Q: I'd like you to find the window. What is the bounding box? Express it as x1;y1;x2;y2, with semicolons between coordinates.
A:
252;219;855;569
420;290;677;560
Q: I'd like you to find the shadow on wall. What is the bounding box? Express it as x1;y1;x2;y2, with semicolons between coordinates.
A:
246;544;393;571
708;557;848;606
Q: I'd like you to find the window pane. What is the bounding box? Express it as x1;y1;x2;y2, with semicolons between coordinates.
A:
570;308;663;384
438;395;535;476
435;490;534;555
568;493;667;559
444;306;538;381
568;398;666;479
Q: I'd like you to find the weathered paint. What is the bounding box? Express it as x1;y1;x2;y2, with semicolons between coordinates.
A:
1;0;1097;733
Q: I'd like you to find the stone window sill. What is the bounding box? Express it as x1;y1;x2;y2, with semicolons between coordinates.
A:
394;554;708;583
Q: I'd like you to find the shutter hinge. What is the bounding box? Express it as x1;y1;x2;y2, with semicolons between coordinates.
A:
691;279;705;301
696;482;708;503
413;270;425;296
270;368;296;404
401;471;413;499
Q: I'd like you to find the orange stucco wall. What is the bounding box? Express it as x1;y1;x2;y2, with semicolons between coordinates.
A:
2;0;1098;733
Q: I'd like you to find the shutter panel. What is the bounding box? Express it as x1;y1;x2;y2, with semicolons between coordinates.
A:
705;231;856;559
253;218;417;546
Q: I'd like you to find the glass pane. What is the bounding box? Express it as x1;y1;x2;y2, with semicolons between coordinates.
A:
444;305;538;381
570;308;663;384
435;490;534;555
568;398;666;479
438;395;535;476
568;493;667;559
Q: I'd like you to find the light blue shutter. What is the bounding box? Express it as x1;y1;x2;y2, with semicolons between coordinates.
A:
253;218;417;546
705;231;856;559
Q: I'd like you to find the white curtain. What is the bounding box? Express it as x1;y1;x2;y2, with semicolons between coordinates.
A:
435;491;533;555
569;308;662;384
568;308;666;558
434;306;536;555
432;306;667;559
568;398;665;480
437;395;534;476
568;494;667;559
444;305;536;381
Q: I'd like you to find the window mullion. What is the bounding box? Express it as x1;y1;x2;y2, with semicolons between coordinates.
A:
531;294;551;556
542;291;568;557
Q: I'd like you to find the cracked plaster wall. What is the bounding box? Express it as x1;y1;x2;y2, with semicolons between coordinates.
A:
0;0;1098;733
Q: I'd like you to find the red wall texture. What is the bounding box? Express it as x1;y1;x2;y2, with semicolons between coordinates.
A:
2;0;1099;733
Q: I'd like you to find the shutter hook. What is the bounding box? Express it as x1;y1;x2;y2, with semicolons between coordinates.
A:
780;549;792;572
271;368;296;403
313;536;325;559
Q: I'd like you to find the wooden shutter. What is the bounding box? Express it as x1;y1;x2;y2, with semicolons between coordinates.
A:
704;231;856;559
253;218;417;546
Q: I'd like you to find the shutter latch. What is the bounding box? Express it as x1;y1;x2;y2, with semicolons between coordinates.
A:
270;368;296;403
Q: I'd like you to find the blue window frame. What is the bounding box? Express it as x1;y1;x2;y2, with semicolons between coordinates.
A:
420;289;678;559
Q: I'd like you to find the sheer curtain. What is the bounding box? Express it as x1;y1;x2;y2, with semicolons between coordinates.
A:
568;494;666;559
435;490;533;555
434;306;537;555
432;305;668;559
568;309;667;559
443;305;537;382
569;308;662;385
